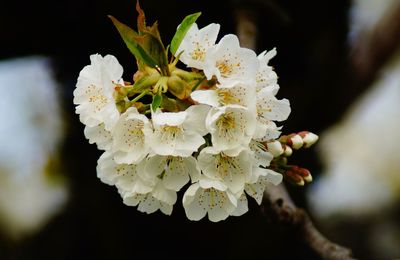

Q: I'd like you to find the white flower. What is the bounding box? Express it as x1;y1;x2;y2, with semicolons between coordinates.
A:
122;192;174;216
182;180;237;222
253;87;289;140
176;23;220;70
256;48;279;92
144;155;200;191
120;178;177;216
111;107;152;164
204;34;258;86
191;82;256;110
256;87;290;122
249;140;273;168
197;147;251;193
245;170;283;205
206;105;256;154
253;120;282;141
73;54;122;131
147;108;206;156
84;123;112;150
96;152;153;194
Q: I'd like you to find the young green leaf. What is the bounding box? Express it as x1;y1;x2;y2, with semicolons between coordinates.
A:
170;12;201;55
151;94;162;111
109;15;158;68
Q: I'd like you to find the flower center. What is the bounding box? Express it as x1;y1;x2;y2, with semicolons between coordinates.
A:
160;125;182;142
216;60;234;77
216;113;236;134
217;89;241;105
190;43;206;61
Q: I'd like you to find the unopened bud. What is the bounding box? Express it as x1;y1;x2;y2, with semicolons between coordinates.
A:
285;170;304;186
266;140;284;157
289;134;303;149
291;166;312;183
283;145;292;157
299;131;319;148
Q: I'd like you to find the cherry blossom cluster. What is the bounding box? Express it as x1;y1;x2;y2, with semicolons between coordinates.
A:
73;7;317;222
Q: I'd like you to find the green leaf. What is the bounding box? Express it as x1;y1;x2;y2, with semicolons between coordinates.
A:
170;12;201;55
151;94;162;111
109;15;158;68
133;32;169;75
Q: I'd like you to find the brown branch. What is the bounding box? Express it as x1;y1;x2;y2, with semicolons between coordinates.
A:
262;184;355;260
235;7;355;260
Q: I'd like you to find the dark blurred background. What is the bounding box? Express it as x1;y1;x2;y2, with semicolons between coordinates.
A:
1;0;398;259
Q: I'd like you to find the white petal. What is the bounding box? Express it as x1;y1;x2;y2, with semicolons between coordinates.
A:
197;148;251;193
177;23;220;69
84;123;112;150
204;34;258;86
183;104;210;136
137;195;160;214
152;182;177;205
163;157;191;191
245;180;266;205
153;110;187;126
257;88;291;122
264;169;283;186
199;177;228;191
191;90;220;107
230;192;248;216
112;107;150;164
249;140;273;167
182;184;208;221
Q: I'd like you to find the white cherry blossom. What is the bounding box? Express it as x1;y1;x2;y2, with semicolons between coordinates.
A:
256;48;279;92
120;179;177;216
256;87;290;122
191;82;256;110
84;123;112;150
144;155;200;191
245;169;283;205
197;147;251;193
206;105;256;154
176;23;220;70
249;140;274;168
253;120;282;141
182;180;237;222
204;34;258;86
147;108;206;156
121;191;174;215
74;54;122;131
111;107;152;164
96;152;153;194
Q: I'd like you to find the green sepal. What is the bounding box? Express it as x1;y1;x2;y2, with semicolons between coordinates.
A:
161;94;190;112
170;12;201;55
130;73;161;94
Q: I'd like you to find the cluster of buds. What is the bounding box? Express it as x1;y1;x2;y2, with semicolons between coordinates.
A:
73;2;318;221
264;131;318;186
